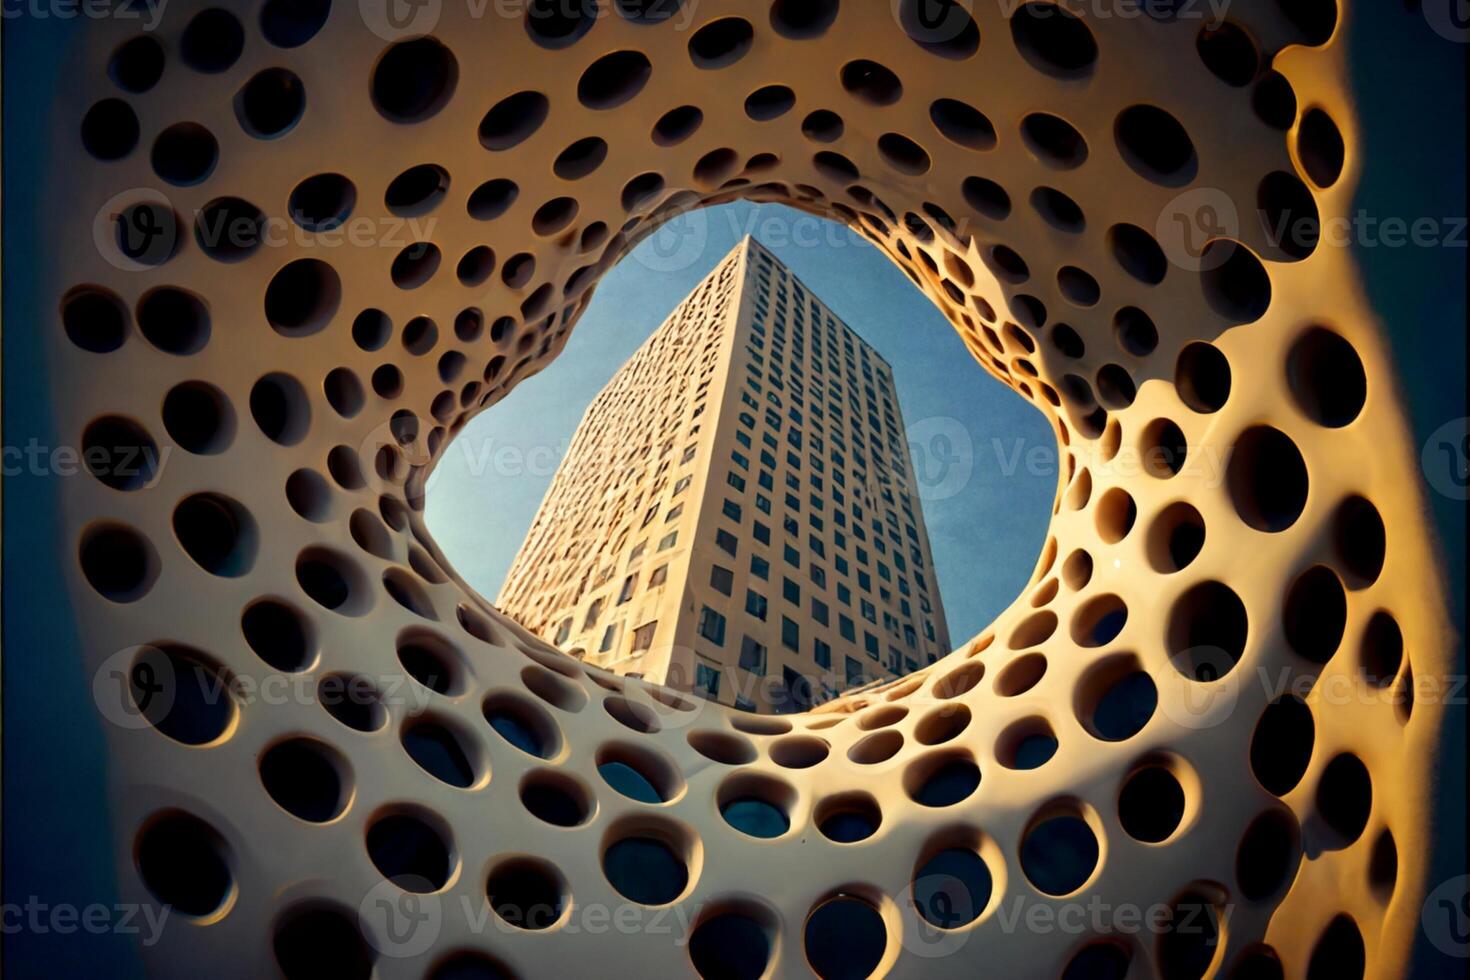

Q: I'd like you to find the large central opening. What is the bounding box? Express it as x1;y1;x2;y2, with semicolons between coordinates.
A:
426;202;1053;711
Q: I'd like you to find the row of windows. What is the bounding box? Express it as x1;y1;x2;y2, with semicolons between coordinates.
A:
511;244;948;703
689;632;894;710
699;573;923;672
718;455;937;626
501;248;746;640
699;250;945;689
738;337;919;529
741;359;909;497
726;432;928;576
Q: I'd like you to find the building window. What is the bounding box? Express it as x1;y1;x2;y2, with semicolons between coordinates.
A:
781;616;800;652
780;666;814;714
710;565;734;597
840;614;856;642
845;656;864;687
665;503;684;522
865;632;880;658
553;617;571;645
811;598;829;626
814;638;832;668
648;564;668;587
617;575;636;605
698;605;727;646
782;577;800;605
631;621;658;651
657;531;678;551
727;471;746;492
745;590;768;621
583;598;604;629
753;522;771;545
599;622;619;653
739;636;767;676
715;529;738;556
695;663;721;699
750;554;770;580
722;499;743;522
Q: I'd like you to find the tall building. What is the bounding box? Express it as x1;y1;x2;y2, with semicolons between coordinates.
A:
498;237;951;711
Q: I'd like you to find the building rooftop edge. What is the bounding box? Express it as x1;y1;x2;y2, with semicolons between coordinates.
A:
738;235;896;372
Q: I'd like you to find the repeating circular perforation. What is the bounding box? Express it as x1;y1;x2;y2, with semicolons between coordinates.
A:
45;4;1438;978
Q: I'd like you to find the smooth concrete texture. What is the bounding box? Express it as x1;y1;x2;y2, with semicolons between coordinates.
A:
6;1;1462;978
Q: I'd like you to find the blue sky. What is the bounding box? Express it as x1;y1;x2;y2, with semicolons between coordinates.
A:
426;202;1055;644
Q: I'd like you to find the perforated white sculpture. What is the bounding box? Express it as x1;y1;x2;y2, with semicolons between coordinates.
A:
46;0;1453;977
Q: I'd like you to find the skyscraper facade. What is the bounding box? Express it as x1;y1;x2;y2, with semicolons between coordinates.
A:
498;237;951;712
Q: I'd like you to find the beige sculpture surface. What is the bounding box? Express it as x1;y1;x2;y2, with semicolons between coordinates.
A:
45;0;1453;977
